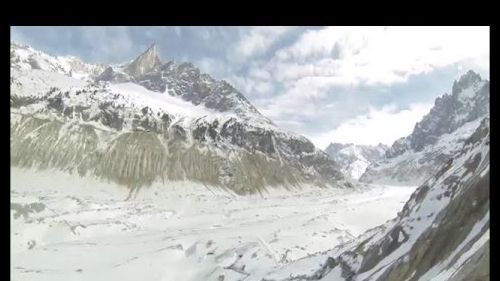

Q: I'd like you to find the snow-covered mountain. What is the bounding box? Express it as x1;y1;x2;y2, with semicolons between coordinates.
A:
10;41;106;81
360;70;489;185
95;42;271;125
325;143;388;180
263;116;490;281
10;42;351;195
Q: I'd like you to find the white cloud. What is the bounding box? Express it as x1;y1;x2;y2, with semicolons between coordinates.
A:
243;26;489;142
275;26;369;62
309;103;434;148
258;76;338;122
270;26;489;86
81;27;134;62
226;75;276;99
228;27;295;62
248;67;271;81
196;58;225;78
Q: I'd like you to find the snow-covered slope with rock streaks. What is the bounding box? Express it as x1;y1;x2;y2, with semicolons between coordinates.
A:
263;116;489;281
10;42;350;195
360;70;489;186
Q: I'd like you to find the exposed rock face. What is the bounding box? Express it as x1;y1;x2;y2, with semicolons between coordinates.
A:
159;63;264;120
96;45;270;125
263;117;490;281
124;43;162;78
10;43;350;194
395;70;489;155
325;143;388;180
360;70;489;185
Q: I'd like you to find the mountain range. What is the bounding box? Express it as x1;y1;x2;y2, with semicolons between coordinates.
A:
263;115;490;281
359;70;489;186
10;42;351;196
10;40;490;281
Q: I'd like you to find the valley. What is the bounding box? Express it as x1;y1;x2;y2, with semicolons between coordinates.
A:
11;168;415;281
10;27;490;281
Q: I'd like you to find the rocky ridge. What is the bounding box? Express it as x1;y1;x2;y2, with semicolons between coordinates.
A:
10;42;350;195
360;70;489;185
264;116;490;281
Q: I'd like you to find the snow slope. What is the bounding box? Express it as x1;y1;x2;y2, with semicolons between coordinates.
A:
108;82;224;118
11;68;87;97
263;116;490;281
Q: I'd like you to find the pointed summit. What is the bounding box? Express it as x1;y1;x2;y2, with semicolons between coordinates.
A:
125;43;162;78
145;42;158;55
452;70;482;95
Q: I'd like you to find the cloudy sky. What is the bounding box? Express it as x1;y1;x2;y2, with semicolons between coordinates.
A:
11;26;490;148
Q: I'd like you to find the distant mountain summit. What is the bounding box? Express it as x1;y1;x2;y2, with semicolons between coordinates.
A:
360;70;489;185
325;143;388;180
124;43;162;77
95;43;271;125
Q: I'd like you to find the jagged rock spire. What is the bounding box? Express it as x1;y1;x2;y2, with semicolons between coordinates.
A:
125;42;162;78
452;70;482;95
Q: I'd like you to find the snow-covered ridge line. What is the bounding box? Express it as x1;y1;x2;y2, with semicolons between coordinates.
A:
360;70;489;186
11;41;106;81
11;42;350;194
10;41;305;139
263;116;490;281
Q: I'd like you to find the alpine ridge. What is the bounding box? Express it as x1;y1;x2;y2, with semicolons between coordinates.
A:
10;42;350;195
124;43;162;78
263;116;490;281
359;70;489;185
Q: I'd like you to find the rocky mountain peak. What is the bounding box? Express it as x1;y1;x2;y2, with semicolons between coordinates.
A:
11;41;351;194
325;142;388;180
94;45;270;124
125;43;162;78
361;70;489;186
452;70;482;95
384;70;489;157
